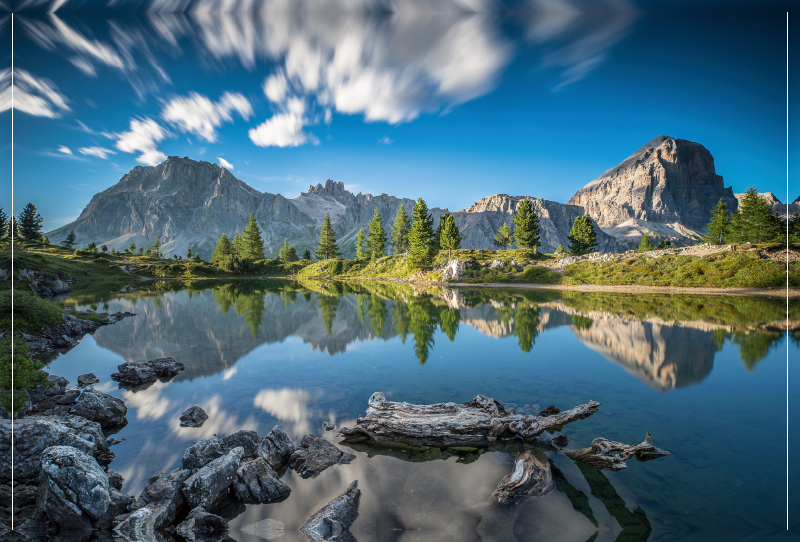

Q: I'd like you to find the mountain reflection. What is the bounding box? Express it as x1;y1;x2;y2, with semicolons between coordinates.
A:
68;280;792;391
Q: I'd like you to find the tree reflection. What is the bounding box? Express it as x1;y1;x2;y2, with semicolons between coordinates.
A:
392;301;410;344
731;331;783;371
409;298;439;365
212;284;267;338
367;295;388;338
514;305;541;353
317;294;339;337
439;308;461;342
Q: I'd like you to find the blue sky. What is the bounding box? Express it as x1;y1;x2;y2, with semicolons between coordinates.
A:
0;2;794;231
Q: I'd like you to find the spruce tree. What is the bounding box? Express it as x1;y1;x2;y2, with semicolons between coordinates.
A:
286;244;299;262
513;199;541;253
316;211;340;260
703;199;732;245
211;234;233;266
493;223;513;250
657;240;672;249
187;248;193;258
730;187;782;244
367;208;387;260
6;217;18;240
0;208;7;238
101;244;108;253
278;239;289;261
408;198;436;268
355;228;366;260
303;248;311;260
63;229;77;249
391;204;411;254
152;235;162;258
438;213;461;257
18;203;43;240
637;233;654;252
567;216;597;255
242;212;265;261
790;211;800;245
129;241;136;253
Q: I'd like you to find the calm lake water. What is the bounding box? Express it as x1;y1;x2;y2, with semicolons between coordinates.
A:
45;280;798;542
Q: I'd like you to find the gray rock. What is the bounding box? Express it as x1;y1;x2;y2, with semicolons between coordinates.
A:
50;388;127;428
288;435;355;479
107;471;124;490
17;268;73;297
134;467;191;528
323;421;336;431
1;415;111;482
77;373;100;386
37;446;111;531
233;459;291;504
488;259;504;269
175;506;227;542
183;430;260;471
111;357;185;385
182;447;244;510
257;425;295;470
95;488;135;530
180;406;209;428
299;480;360;542
113;506;158;541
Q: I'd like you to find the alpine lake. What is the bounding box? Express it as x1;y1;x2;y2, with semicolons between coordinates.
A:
43;279;799;542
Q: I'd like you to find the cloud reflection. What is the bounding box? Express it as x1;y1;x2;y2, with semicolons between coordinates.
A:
254;387;314;438
171;394;259;440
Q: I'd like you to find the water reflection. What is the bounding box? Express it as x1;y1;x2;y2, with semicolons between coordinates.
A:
66;280;791;392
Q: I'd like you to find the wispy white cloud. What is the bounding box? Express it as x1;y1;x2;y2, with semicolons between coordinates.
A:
0;68;70;118
79;146;117;159
114;117;169;166
57;145;72;154
253;387;314;438
249;111;311;148
161;91;253;142
378;135;393;145
218;157;234;170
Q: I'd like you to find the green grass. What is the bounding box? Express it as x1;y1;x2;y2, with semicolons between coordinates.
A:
562;252;792;289
0;290;64;332
4;242;132;281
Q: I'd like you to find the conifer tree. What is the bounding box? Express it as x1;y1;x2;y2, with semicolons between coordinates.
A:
152;235;162;258
303;248;311;260
438;213;461;257
493;223;513;250
355;228;367;260
212;234;233;266
232;233;245;258
567;216;597;255
513;199;541;253
187;248;193;259
278;239;289;261
790;211;800;245
703;199;733;245
0;208;7;238
657;240;672;249
129;241;136;253
391;204;411;254
63;229;77;249
242;212;265;261
101;244;108;253
316;211;340;260
6;217;18;240
637;233;654;252
408;198;436;268
367;208;387;260
286;244;298;262
18;203;43;240
730;187;782;244
87;241;97;251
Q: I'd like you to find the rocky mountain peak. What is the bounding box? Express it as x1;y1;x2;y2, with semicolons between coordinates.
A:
307;179;350;199
568;136;738;232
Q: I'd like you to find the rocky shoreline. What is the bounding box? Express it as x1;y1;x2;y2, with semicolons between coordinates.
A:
21;310;137;358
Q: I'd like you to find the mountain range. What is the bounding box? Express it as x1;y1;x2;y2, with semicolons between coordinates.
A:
48;136;763;259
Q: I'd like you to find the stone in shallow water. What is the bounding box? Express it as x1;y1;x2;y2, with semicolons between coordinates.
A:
182;447;244;509
288;435;355;479
111;357;185;386
183;430;260;471
240;518;285;540
77;373;99;386
300;480;360;542
134;467;192;528
323;421;336;431
180;406;209;428
233;458;291;504
257;425;295;470
175;506;228;542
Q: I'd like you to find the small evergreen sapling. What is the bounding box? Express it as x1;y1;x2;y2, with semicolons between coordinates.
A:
703;199;732;245
567;216;597;255
637;233;654;252
438;213;461;257
493;223;514;250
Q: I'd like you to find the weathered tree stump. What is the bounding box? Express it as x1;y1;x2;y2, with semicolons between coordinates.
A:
564;432;670;471
338;392;601;447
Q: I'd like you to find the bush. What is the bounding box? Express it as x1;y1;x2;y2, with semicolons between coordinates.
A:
0;290;64;332
0;336;52;414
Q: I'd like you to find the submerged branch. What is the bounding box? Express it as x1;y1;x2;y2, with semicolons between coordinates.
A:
492;450;554;504
564;432;670;471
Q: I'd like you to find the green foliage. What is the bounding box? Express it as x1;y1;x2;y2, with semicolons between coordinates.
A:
242;212;266;261
211;233;242;271
101;244;108;253
513;199;540;252
437;213;461;256
0;208;6;239
286;244;298;262
152;235;162;258
704;199;733;245
555;244;568;255
636;234;654;252
303;249;311;260
317;212;340;260
439;307;460;341
7;217;19;239
187;248;193;258
392;204;411;254
129;241;136;252
0;290;64;332
408;199;437;268
790;211;800;244
367;209;387;260
409;297;437;364
568;216;597;255
318;294;339;336
0;336;53;414
493;223;514;249
570;314;593;330
730;187;782;244
656;240;673;249
513;305;540;353
18;203;44;240
355;228;367;260
63;229;77;249
367;295;387;336
278;239;290;261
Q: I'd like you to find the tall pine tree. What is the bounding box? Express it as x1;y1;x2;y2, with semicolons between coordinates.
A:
408;198;436;268
152;235;162;258
391;204;411;254
18;203;43;240
513;199;541;253
63;229;77;249
242;212;265;261
355;228;367;260
789;211;800;245
567;216;597;255
367;208;387;260
0;208;7;239
438;213;461;257
730;188;781;244
212;234;233;265
317;211;340;260
703;199;732;245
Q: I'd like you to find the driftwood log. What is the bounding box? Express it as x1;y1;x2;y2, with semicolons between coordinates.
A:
338;393;601;447
563;432;670;471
